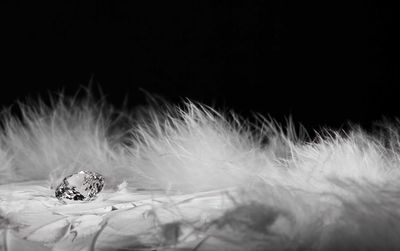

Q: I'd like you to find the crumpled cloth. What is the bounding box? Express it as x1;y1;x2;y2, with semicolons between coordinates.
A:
0;181;235;251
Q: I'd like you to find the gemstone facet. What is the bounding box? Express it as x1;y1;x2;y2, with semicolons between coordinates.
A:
55;171;105;202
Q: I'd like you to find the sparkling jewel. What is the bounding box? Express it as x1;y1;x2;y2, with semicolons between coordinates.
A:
55;171;105;201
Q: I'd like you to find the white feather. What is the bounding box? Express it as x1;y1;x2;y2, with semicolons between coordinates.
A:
1;94;400;250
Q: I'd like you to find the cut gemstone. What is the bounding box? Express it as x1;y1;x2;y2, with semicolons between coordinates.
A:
55;171;105;202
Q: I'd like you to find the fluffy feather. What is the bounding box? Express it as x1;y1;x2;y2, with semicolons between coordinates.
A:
1;94;400;250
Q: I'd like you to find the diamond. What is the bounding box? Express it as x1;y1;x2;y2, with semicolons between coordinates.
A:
55;171;105;202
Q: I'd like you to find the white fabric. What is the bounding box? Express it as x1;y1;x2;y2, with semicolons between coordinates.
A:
0;181;234;250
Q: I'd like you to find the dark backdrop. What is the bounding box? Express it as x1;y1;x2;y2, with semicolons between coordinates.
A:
1;1;399;133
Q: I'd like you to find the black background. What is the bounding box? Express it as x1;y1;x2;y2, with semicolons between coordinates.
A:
1;1;399;133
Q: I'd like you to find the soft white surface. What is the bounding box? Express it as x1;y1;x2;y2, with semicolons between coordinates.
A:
2;96;400;250
0;181;233;250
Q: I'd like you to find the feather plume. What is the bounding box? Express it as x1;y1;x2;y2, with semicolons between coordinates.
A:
1;93;400;250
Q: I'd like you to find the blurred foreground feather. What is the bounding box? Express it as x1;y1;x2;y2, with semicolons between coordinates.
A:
1;94;400;250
